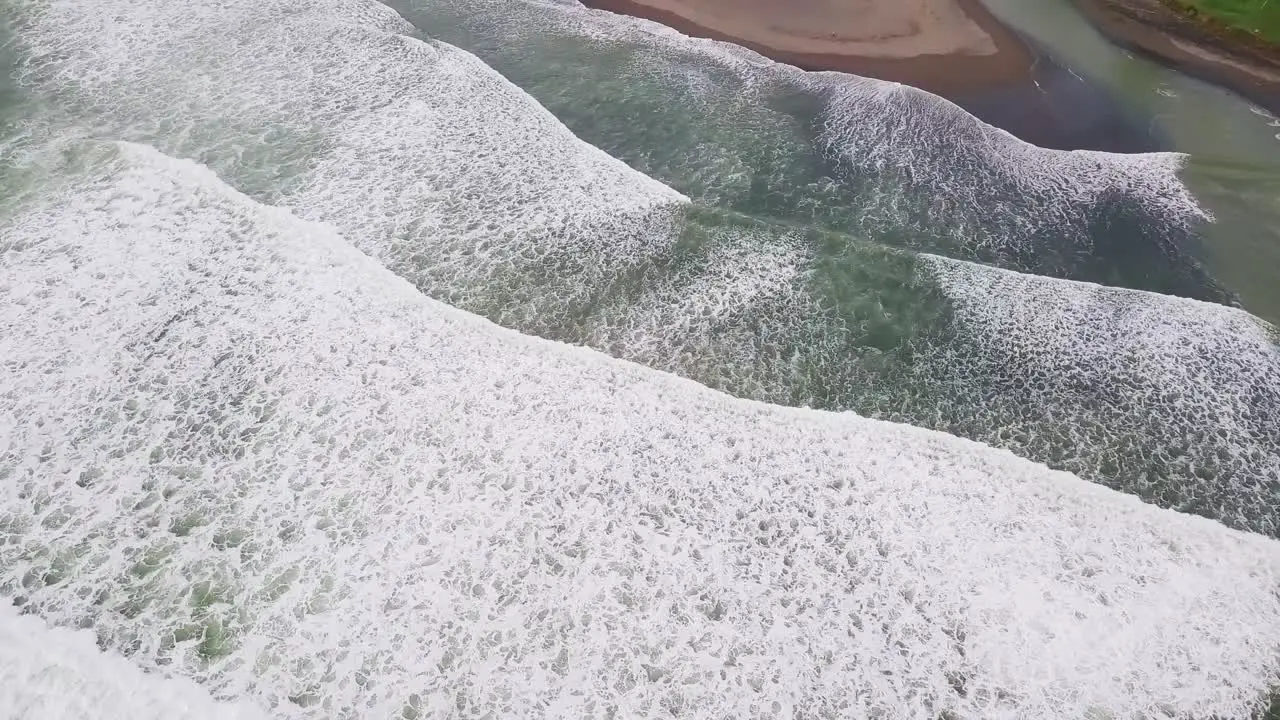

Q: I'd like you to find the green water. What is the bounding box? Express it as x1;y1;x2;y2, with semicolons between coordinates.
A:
400;0;1232;302
981;0;1280;324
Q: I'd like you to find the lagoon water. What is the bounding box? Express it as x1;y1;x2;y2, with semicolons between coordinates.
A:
980;0;1280;324
1;0;1279;717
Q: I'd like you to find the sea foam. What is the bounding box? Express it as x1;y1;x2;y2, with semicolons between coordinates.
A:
14;0;686;330
398;0;1226;300
8;0;1278;537
2;141;1280;719
924;255;1280;535
0;604;267;720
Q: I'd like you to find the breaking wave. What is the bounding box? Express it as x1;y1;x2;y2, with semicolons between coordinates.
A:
398;0;1229;301
3;0;1280;715
6;0;1276;536
1;604;265;719
2;141;1279;719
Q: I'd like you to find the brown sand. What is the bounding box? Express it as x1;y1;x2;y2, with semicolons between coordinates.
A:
1069;0;1280;114
579;0;1036;95
577;0;1164;152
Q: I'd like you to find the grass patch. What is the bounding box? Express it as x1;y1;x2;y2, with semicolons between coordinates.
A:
1173;0;1280;43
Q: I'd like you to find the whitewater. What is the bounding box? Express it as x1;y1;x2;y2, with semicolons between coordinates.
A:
1;604;266;719
2;0;1280;718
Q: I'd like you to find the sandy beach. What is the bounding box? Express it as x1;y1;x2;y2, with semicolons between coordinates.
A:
597;0;999;58
580;0;1036;94
579;0;1163;152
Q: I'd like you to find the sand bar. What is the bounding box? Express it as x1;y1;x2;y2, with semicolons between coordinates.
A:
581;0;1036;94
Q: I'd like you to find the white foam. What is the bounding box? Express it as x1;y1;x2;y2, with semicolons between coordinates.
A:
15;0;686;321
15;0;1214;303
815;75;1209;235
0;604;267;720
414;0;1213;254
923;254;1280;534
3;142;1279;719
585;232;811;377
8;0;1272;533
375;0;1273;530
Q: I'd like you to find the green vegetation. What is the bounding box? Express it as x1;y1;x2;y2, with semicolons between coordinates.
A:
1173;0;1280;43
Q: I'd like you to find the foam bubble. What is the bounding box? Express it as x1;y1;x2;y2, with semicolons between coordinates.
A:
15;0;1227;308
584;226;812;384
815;78;1221;293
4;140;1280;719
14;0;686;325
922;255;1280;535
583;229;1280;536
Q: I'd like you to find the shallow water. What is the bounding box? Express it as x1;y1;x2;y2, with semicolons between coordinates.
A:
5;137;1280;719
2;0;1280;716
980;0;1280;324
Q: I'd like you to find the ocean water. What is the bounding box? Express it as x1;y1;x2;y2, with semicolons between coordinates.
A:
386;0;1280;534
11;0;1274;534
2;0;1280;717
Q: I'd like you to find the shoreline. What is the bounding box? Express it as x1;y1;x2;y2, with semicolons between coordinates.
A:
579;0;1036;95
579;0;1162;152
1068;0;1280;115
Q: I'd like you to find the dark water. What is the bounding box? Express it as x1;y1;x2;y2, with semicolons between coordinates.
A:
981;0;1280;325
953;46;1161;153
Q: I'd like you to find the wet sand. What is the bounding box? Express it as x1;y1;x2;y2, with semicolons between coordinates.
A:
581;0;1161;152
1069;0;1280;115
581;0;1036;94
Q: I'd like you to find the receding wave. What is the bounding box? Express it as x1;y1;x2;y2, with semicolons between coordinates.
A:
2;141;1279;719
